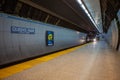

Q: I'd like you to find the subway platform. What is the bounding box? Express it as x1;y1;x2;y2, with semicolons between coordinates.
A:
1;41;120;80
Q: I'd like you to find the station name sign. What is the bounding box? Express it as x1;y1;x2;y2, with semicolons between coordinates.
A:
11;26;35;34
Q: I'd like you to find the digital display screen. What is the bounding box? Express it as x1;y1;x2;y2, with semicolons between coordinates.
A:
46;31;54;46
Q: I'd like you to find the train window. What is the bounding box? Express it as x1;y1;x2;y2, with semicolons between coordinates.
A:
47;15;58;24
37;11;42;20
56;19;61;25
19;4;30;17
39;11;48;22
0;0;79;31
14;2;22;15
28;7;34;19
2;0;17;14
0;0;5;11
27;7;48;23
32;9;40;20
58;20;77;30
54;17;59;25
45;15;50;23
58;20;70;27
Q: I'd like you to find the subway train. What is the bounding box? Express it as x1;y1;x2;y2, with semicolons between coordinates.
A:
0;13;87;66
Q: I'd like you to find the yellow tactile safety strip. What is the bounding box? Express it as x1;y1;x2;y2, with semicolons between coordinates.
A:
0;44;88;79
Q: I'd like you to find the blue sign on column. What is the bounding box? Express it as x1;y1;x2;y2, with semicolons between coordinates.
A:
46;31;54;46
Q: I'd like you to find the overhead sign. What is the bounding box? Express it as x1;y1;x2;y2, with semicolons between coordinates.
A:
46;31;54;46
11;26;35;34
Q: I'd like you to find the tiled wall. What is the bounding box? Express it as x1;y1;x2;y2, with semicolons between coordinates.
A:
105;19;119;51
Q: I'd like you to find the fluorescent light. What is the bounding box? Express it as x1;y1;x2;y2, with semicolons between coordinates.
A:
77;0;82;4
77;0;100;32
76;31;80;34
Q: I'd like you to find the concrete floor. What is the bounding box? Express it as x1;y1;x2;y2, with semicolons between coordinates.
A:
2;41;120;80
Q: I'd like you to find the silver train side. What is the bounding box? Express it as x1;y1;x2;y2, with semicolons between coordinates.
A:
0;13;87;65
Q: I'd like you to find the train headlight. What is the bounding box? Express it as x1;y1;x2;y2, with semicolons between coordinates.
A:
80;39;85;43
93;38;97;42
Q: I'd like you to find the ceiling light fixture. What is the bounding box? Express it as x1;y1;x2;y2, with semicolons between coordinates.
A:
77;0;100;33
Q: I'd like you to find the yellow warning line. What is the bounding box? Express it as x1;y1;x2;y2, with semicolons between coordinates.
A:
0;43;89;79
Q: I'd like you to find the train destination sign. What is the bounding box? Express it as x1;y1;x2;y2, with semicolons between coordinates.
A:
11;26;35;34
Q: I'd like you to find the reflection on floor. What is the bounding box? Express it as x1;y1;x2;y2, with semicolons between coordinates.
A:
2;41;120;80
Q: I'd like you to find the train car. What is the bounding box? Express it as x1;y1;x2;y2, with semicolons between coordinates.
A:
0;13;87;66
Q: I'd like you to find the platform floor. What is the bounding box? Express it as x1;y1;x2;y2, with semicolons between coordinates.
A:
2;41;120;80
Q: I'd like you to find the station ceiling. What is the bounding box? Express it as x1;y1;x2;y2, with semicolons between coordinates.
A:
83;0;103;33
30;0;99;33
20;0;119;33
